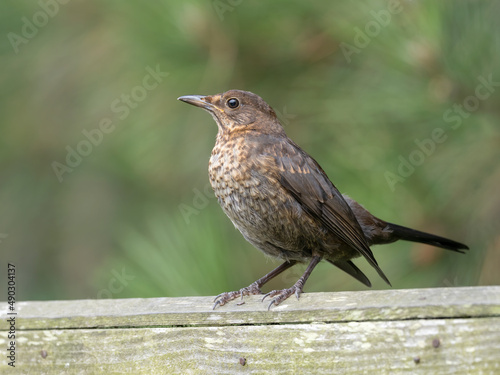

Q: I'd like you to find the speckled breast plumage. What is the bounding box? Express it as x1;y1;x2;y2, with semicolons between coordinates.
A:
208;132;337;261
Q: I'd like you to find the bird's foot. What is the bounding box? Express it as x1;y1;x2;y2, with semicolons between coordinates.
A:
213;282;262;309
262;282;304;310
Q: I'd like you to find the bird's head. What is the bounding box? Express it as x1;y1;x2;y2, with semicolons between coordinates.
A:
178;90;285;136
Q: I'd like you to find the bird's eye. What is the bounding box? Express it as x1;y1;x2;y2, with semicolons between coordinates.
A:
227;98;239;109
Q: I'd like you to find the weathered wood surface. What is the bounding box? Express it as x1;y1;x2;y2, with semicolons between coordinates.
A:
1;286;499;374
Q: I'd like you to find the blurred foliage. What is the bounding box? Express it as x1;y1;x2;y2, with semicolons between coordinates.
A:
0;0;498;301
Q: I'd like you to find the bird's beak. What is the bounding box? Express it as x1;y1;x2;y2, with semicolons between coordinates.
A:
177;95;215;111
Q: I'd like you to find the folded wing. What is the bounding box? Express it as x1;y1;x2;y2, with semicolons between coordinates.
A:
273;139;391;286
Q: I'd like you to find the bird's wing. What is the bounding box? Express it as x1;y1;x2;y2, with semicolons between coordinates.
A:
273;139;391;286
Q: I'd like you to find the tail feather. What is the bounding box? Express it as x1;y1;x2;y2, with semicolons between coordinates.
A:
386;222;469;253
328;259;372;287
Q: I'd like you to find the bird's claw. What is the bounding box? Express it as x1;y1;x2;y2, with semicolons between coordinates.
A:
262;285;303;310
212;282;263;309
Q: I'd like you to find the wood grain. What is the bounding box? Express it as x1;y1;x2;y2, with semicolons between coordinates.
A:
1;286;499;374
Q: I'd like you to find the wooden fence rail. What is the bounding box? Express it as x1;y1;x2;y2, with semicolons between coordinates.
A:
1;286;499;374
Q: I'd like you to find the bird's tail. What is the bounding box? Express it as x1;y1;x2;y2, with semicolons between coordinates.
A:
386;222;469;253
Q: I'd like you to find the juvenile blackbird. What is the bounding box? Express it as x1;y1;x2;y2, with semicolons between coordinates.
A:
178;90;469;309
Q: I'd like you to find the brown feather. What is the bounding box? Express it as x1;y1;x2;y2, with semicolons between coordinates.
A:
275;140;391;285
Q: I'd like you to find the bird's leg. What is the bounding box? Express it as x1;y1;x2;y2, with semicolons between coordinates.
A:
263;255;321;310
213;260;297;309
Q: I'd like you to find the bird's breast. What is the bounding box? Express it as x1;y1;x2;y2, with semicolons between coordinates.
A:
207;136;321;260
209;137;274;216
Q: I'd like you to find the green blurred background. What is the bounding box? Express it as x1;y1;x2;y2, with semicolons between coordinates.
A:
0;1;498;302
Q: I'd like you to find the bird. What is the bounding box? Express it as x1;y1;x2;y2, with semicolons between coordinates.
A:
178;89;469;310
